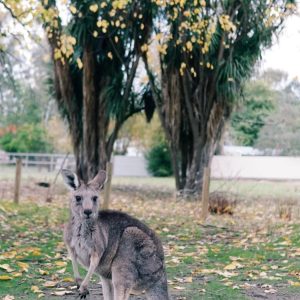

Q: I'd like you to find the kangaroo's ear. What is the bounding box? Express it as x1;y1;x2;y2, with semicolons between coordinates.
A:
88;170;107;190
61;169;80;190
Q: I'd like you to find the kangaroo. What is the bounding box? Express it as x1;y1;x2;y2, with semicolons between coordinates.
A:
61;169;169;300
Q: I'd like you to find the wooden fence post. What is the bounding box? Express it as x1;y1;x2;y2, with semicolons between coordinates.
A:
200;167;211;222
102;162;113;210
14;158;22;204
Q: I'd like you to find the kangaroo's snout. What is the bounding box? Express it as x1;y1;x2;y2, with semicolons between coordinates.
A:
84;209;93;218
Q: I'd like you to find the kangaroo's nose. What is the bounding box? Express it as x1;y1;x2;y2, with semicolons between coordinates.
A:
84;209;92;217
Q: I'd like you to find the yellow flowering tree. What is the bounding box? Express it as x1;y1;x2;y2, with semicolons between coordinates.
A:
142;0;296;196
39;0;154;180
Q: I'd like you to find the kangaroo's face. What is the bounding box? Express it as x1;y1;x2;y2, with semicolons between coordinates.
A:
61;170;107;222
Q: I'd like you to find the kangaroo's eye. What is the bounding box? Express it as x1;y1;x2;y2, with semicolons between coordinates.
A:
75;196;82;203
92;196;98;203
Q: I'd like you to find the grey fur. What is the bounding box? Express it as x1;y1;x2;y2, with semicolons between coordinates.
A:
61;169;169;300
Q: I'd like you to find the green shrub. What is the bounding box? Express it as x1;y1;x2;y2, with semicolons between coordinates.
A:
146;142;173;177
0;124;53;153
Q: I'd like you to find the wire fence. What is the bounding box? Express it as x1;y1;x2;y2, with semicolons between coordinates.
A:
0;152;75;171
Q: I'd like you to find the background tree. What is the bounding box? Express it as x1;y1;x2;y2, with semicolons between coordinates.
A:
255;76;300;155
0;4;56;153
143;0;296;196
230;80;275;146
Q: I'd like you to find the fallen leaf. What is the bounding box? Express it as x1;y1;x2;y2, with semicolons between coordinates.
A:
38;269;49;275
51;290;74;296
260;271;267;278
224;261;243;270
57;268;66;274
216;270;238;278
43;281;58;288
264;289;277;294
184;277;193;283
17;261;29;272
0;251;17;260
173;286;185;290
55;261;67;267
62;277;74;282
3;295;15;300
31;286;42;293
288;280;300;287
0;275;12;280
0;264;14;273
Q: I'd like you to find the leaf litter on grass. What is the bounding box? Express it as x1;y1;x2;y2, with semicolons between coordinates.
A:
1;181;300;299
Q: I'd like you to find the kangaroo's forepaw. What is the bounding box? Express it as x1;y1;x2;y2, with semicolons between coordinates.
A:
75;277;83;289
79;285;89;299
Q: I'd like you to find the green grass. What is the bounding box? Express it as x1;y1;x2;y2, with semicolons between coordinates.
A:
2;165;300;200
1;200;300;299
2;175;300;299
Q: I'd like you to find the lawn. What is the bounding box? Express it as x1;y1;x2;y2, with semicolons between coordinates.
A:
1;173;300;299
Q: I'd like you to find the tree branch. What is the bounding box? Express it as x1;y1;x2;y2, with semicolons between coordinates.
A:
123;54;140;102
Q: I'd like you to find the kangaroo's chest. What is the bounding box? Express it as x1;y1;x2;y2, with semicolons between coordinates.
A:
71;226;95;269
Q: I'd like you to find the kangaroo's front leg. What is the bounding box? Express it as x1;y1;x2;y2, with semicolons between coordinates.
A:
66;245;82;288
79;252;100;299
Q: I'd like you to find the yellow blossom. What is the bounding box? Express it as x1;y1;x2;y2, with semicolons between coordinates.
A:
107;52;113;60
89;4;99;13
69;5;77;14
76;58;83;69
186;41;193;52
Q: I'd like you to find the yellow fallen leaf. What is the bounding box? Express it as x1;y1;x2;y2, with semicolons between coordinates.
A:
224;261;243;270
62;277;74;282
32;250;41;256
31;286;42;293
12;272;22;277
0;251;17;260
197;268;216;274
216;270;238;278
38;269;49;275
0;264;14;272
0;275;12;280
38;294;45;298
229;256;243;261
55;261;67;267
184;277;193;283
289;280;300;287
17;261;29;272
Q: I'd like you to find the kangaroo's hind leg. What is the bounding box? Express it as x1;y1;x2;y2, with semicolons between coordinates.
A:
100;276;114;300
111;265;135;300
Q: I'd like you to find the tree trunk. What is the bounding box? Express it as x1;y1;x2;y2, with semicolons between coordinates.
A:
82;45;98;180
